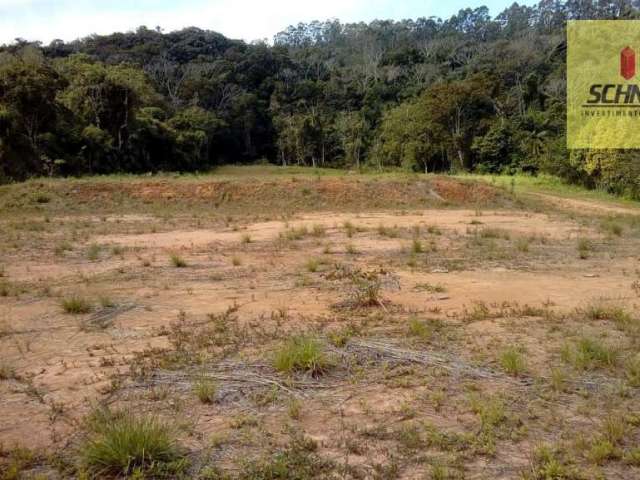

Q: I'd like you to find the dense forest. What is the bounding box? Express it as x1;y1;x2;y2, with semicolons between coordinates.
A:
1;1;640;197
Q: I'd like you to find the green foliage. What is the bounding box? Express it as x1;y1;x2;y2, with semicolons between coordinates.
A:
0;4;639;198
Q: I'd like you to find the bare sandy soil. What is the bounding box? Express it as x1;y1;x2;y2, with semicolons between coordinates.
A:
1;174;640;479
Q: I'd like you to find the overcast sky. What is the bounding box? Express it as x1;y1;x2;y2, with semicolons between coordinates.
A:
0;0;536;45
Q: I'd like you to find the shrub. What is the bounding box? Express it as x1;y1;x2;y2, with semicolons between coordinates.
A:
273;336;331;375
82;409;184;477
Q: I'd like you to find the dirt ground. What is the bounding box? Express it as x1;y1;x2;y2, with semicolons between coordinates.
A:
1;173;640;479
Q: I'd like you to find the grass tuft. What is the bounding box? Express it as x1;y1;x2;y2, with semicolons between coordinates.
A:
193;378;217;404
499;346;527;376
82;408;184;477
170;254;188;268
61;296;93;314
561;337;619;370
273;336;331;376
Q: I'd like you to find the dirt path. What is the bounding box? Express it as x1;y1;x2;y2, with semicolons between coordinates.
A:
529;192;640;216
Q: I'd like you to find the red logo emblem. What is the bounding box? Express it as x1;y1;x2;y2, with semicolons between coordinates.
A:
621;46;636;80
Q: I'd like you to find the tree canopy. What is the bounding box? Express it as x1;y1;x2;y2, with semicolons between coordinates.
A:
2;2;640;197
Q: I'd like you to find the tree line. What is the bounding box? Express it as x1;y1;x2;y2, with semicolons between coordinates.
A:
2;1;640;198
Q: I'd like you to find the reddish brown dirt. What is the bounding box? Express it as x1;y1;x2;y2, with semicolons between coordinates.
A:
1;178;639;478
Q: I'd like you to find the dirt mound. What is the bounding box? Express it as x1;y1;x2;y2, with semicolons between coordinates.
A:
48;176;508;213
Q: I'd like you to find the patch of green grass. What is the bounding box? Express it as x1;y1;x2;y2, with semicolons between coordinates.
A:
305;258;320;273
377;224;398;238
411;238;423;254
61;296;93;314
170;254;188;268
99;296;116;308
81;408;185;478
414;282;446;293
0;362;16;380
582;299;632;323
499;346;527;377
54;240;73;256
588;438;618;465
87;243;102;261
311;224;326;237
524;444;580;480
462;301;491;322
577;238;593;259
407;317;443;341
581;299;638;338
625;354;640;387
343;221;356;238
600;219;623;237
273;336;331;376
193;378;217;404
549;367;569;393
515;237;530;253
0;446;40;480
281;226;309;241
480;227;510;240
561;337;619;370
239;434;331;479
328;325;357;348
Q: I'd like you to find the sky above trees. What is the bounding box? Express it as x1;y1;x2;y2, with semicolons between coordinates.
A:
0;0;537;45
